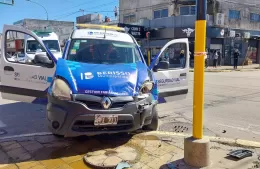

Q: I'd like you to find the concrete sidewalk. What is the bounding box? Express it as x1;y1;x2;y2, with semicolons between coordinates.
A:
190;64;260;72
0;131;260;169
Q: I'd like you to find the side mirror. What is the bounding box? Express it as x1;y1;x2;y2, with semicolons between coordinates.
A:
34;53;53;67
158;61;169;70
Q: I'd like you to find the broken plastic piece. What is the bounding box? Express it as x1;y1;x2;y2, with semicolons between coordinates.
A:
227;149;253;159
167;163;175;169
116;162;131;169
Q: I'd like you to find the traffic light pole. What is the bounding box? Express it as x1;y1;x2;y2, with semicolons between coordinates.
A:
184;0;210;167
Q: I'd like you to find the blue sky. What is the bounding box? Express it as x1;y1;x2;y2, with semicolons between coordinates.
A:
0;0;119;30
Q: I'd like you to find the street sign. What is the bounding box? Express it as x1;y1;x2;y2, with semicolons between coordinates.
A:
0;0;14;5
117;23;145;39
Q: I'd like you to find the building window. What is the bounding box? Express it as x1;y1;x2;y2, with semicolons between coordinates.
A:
153;8;168;19
123;14;136;23
250;13;260;22
229;10;240;19
180;6;196;15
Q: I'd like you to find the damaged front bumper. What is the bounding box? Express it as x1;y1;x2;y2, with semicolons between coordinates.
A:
46;93;156;137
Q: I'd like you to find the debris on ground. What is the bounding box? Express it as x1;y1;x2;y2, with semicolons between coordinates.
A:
116;162;131;169
167;163;176;169
227;149;253;159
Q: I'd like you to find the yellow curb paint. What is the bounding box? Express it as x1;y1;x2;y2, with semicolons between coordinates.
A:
236;139;260;148
144;131;260;148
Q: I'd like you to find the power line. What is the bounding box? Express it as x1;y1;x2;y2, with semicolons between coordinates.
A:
52;0;260;21
50;0;97;17
51;0;117;19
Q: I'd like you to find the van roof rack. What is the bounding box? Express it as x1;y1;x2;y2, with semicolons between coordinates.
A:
33;30;52;35
76;24;125;32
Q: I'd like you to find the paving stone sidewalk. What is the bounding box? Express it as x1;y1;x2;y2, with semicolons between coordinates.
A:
0;132;260;169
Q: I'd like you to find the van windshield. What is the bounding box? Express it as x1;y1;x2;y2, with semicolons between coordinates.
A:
26;40;60;53
67;39;142;64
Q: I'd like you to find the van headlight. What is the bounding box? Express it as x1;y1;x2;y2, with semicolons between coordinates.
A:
52;78;72;100
139;81;154;94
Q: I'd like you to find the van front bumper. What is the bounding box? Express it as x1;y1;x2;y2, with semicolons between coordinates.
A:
46;94;156;137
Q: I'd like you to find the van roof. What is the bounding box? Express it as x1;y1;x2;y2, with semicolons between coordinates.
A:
27;32;59;41
72;29;134;43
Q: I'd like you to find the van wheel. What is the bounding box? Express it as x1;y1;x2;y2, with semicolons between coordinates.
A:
143;106;159;131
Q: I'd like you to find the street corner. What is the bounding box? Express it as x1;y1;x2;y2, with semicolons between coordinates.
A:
0;133;260;169
0;132;185;169
189;67;260;73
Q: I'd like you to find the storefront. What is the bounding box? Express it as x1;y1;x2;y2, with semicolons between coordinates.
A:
221;29;260;65
206;27;225;65
141;27;196;56
140;25;260;65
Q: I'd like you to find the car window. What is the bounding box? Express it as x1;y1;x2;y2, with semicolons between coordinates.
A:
155;42;188;71
27;40;60;53
67;39;142;64
5;30;54;67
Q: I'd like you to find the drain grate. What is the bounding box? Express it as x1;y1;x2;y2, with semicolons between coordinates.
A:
0;129;7;136
159;122;191;134
159;122;214;135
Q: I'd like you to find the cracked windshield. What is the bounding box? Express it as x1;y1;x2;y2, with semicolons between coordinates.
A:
0;0;260;169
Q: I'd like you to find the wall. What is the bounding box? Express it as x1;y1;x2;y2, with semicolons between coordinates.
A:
14;19;74;46
119;0;174;22
219;0;260;30
120;0;260;31
0;34;1;50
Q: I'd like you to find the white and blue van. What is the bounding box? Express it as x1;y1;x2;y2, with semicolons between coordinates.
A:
0;24;189;137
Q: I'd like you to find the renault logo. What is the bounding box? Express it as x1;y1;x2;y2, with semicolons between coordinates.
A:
101;97;111;109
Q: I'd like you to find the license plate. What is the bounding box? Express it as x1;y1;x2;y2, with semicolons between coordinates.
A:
94;114;118;126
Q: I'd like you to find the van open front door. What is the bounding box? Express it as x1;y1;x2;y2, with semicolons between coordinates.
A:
0;25;56;104
150;38;189;103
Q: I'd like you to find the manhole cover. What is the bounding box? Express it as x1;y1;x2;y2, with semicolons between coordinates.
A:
0;129;7;135
84;144;141;168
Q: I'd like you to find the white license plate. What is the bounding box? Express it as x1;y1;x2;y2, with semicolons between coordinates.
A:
94;114;119;126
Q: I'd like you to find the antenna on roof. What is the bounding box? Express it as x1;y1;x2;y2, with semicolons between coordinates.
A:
104;27;107;39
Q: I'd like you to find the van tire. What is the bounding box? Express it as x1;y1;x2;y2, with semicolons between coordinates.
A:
143;106;159;131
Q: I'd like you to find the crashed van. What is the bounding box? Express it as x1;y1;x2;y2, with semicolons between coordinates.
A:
0;24;189;137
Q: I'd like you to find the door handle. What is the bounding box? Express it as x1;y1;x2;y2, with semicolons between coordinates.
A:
180;73;187;77
4;66;14;71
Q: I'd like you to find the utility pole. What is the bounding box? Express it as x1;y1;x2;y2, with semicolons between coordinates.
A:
184;0;210;167
80;9;84;16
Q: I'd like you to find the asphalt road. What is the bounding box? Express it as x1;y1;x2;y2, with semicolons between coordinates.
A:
1;71;260;142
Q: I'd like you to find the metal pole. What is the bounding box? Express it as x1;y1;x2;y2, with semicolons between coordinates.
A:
26;0;48;20
193;0;207;139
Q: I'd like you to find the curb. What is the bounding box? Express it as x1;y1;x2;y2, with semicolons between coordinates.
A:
1;131;260;149
145;131;260;148
0;132;52;141
189;69;259;72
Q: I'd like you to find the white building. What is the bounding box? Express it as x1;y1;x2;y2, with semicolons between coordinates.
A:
13;19;74;46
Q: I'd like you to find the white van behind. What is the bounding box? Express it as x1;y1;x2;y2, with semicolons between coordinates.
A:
25;31;62;62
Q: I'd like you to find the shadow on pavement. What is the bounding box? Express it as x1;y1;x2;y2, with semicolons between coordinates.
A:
0;133;137;169
33;133;134;160
0;101;47;137
159;159;200;169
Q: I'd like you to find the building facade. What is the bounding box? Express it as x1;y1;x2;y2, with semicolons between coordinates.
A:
119;0;260;65
13;19;74;46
